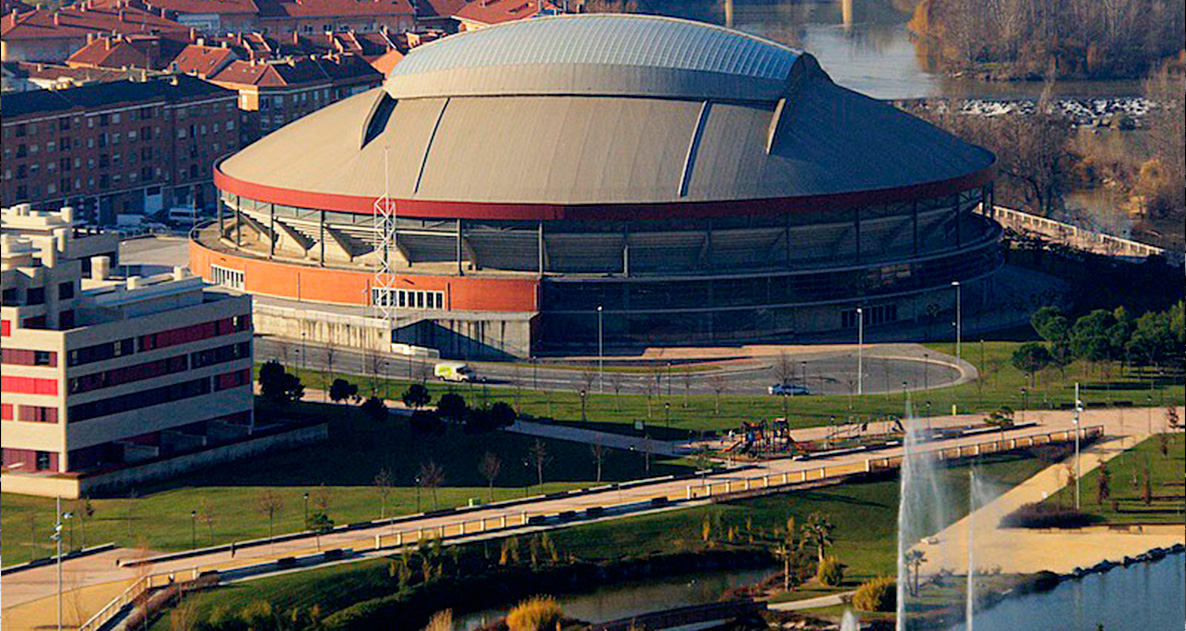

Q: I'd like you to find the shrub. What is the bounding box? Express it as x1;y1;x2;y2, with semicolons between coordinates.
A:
852;576;896;612
239;600;274;629
1000;503;1098;529
505;596;563;631
409;410;444;434
360;396;388;421
329;378;359;403
817;555;844;587
436;393;467;422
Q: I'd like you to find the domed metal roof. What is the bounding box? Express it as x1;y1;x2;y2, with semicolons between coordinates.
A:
384;14;820;102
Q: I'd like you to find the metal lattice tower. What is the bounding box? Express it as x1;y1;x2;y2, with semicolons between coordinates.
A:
373;146;397;334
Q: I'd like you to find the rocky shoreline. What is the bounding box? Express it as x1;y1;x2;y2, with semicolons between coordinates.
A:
896;96;1154;128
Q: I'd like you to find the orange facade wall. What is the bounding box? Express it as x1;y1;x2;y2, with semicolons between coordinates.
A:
190;240;540;312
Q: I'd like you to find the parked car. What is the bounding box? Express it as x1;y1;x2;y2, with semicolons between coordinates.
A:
768;382;810;396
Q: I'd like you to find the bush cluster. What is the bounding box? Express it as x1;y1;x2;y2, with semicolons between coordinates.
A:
1000;502;1098;529
852;576;896;612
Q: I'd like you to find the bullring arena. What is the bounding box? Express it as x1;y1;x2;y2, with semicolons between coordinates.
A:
190;14;1002;358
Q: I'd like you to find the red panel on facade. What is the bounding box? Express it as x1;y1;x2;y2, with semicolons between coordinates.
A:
0;319;10;337
0;375;59;396
0;403;12;420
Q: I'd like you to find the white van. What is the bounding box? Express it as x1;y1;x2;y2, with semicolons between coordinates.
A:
434;361;474;382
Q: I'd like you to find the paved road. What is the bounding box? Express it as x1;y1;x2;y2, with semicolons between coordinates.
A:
119;236;968;397
256;336;966;397
1;413;1107;620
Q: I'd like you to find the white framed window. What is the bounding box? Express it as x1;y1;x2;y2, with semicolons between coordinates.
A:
371;288;444;310
210;265;244;290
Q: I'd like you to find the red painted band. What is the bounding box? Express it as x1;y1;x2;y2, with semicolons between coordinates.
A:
214;159;996;222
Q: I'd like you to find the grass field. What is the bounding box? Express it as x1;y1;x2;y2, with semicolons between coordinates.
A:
0;400;690;566
1045;432;1185;524
146;451;1049;630
282;341;1184;438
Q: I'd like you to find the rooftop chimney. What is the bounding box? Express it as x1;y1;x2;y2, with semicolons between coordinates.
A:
91;255;111;281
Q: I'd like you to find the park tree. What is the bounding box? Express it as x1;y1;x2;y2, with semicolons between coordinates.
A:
589;442;607;483
374;468;394;520
307;512;334;550
360;396;388;422
259;360;304;405
254;489;284;543
196;498;216;546
436;392;468;423
1031;306;1070;343
528;439;552;490
418;460;445;510
478;452;502;502
773;352;795;420
1096;463;1111;506
329;378;359;403
904;549;927;597
488;401;517;428
708;373;728;415
1011;343;1051;386
608;372;625;411
402;383;432;410
803;512;836;563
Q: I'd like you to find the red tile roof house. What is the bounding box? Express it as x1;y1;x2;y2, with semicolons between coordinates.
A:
65;32;189;70
0;1;189;62
452;0;562;31
253;0;414;35
167;41;239;77
93;0;261;34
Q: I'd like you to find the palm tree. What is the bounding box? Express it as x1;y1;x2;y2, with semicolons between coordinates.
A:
904;549;927;596
803;512;835;563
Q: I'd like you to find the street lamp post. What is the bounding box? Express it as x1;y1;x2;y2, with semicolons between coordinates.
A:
190;510;197;549
597;305;604;394
54;497;65;631
801;361;808;393
580;389;587;422
856;307;864;396
664;401;671;429
1074;382;1083;510
302;492;310;526
951;281;962;364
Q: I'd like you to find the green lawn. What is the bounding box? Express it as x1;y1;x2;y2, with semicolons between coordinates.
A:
0;400;690;566
1045;433;1185;524
145;450;1049;630
282;341;1184;439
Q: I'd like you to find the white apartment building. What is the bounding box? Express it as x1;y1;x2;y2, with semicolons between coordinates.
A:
1;204;255;497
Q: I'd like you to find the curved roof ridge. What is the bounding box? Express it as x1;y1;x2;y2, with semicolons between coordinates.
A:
385;14;812;101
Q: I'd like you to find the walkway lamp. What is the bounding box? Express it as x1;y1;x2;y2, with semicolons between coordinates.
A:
856;307;864;396
951;281;962;363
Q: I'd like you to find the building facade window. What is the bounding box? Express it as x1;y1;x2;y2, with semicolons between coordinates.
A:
372;288;445;310
209;265;244;290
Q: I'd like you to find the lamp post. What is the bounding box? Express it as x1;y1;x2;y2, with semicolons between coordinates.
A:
664;401;671;429
856;307;864;396
597;305;604;394
801;361;808;393
580;389;587;422
1074;382;1082;510
951;281;962;364
190;510;197;549
54;497;65;631
302;492;310;526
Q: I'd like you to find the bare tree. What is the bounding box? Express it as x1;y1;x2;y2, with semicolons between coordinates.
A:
528;439;552;490
196;498;216;546
589;442;607;483
418;461;445;510
373;468;394;520
773;352;795;419
641;377;657;418
323;340;337;403
608;372;625;411
254;489;284;544
478;452;502;502
708;373;728;415
682;370;693;408
312;483;334;514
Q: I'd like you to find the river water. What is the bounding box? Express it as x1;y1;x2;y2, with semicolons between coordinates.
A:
454;567;772;630
649;0;1142;100
946;552;1186;631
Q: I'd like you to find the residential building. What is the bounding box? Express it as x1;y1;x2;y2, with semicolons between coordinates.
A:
1;74;242;223
93;0;261;34
1;2;189;63
254;0;414;35
452;0;562;31
65;32;190;71
205;53;380;138
1;204;254;498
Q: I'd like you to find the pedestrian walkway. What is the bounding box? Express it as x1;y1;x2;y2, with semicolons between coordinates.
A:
507;419;689;456
919;420;1185;576
2;407;1169;631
